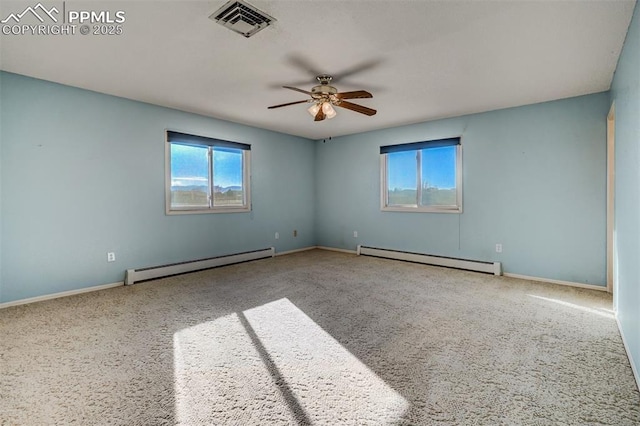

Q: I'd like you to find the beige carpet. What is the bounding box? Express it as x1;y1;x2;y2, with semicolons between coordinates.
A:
1;249;639;425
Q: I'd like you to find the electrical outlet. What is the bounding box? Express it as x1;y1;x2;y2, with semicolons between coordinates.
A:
275;232;279;240
293;230;298;237
495;244;502;253
353;231;358;238
107;252;116;262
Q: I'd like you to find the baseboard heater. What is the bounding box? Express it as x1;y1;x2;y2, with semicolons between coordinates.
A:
357;245;502;276
125;247;275;285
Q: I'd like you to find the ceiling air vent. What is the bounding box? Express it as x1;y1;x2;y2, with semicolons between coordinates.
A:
210;0;276;38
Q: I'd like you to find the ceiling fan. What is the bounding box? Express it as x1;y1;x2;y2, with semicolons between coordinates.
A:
268;75;377;121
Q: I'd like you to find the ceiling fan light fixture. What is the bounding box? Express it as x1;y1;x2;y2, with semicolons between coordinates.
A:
268;75;376;120
322;102;337;119
307;103;321;117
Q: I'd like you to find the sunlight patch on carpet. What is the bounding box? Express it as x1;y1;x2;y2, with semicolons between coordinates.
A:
173;298;408;424
173;312;296;424
527;294;615;319
243;298;408;424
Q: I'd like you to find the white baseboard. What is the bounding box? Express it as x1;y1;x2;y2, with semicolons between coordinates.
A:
0;281;124;309
275;246;317;256
503;273;607;292
316;246;358;255
616;316;640;392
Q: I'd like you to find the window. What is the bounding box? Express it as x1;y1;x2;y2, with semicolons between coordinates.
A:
380;137;462;213
166;130;251;214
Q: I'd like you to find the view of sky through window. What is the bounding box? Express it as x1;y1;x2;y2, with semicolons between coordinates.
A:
170;144;208;188
213;148;243;189
170;144;243;189
388;146;456;190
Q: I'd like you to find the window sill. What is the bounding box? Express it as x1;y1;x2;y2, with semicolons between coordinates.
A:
381;206;462;214
166;207;251;215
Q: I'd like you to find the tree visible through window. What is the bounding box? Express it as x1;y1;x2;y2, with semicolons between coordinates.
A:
381;138;461;212
166;131;250;214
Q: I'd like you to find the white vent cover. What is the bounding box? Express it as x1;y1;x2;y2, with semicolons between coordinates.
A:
210;0;276;38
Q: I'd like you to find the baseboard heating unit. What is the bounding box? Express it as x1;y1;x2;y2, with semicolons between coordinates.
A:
125;247;275;285
357;245;502;276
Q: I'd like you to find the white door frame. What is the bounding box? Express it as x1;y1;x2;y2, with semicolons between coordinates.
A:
606;103;615;301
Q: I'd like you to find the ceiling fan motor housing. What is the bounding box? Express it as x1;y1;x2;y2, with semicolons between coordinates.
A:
310;74;338;102
311;85;338;99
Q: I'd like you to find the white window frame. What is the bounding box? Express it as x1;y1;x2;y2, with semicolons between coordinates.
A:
165;130;251;215
380;138;462;213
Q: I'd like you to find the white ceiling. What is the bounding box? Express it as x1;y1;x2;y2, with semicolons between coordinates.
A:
0;0;635;140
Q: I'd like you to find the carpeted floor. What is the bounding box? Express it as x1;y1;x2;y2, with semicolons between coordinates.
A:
1;249;639;425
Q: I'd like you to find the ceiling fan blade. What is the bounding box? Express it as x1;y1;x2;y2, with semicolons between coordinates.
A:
314;108;326;121
333;59;382;81
283;86;313;96
286;53;324;77
335;90;373;100
268;100;309;109
269;81;313;89
336;100;377;116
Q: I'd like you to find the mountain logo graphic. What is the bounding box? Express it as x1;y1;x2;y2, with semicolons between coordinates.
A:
1;3;59;24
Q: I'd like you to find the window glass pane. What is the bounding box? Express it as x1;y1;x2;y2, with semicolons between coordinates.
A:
170;144;210;209
387;151;417;206
420;146;456;206
213;147;244;207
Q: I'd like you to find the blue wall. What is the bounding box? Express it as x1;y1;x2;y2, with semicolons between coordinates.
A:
0;72;316;303
611;1;640;387
0;72;615;304
316;93;610;286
